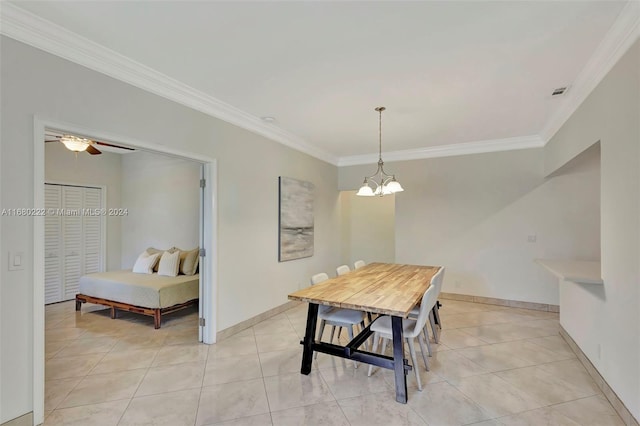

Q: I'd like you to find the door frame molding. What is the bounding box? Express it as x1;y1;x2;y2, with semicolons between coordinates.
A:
33;116;218;425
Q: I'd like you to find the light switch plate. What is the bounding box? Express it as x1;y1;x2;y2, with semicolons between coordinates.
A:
9;251;25;271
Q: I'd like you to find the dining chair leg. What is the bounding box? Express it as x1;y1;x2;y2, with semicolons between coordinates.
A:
423;326;432;356
407;338;422;391
314;319;326;360
417;332;430;371
433;303;442;329
329;325;337;343
367;332;380;377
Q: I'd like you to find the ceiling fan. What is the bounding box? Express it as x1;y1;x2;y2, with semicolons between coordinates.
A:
45;132;135;155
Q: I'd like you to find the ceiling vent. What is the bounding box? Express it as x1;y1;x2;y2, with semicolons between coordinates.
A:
552;87;568;96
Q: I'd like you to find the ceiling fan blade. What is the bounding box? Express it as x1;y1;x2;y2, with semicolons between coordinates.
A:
86;145;102;155
45;139;60;143
94;141;134;151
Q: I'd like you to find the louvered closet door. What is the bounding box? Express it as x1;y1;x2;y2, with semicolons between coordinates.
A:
44;185;63;304
62;186;83;300
83;188;102;275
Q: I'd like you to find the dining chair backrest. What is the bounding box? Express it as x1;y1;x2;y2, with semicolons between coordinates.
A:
311;272;329;285
336;265;351;276
413;284;438;335
432;267;445;296
354;260;366;269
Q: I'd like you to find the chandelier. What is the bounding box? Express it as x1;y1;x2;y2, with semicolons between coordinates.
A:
356;107;404;197
60;135;91;152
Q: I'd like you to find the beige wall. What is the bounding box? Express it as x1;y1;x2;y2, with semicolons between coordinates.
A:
545;40;639;420
44;142;123;271
339;190;395;268
120;151;201;268
0;37;341;422
340;147;600;305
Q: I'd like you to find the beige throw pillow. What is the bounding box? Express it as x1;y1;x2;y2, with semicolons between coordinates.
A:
146;247;167;272
172;247;199;275
132;251;161;274
157;250;180;277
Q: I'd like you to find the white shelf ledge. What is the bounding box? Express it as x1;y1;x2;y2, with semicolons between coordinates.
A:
535;259;603;285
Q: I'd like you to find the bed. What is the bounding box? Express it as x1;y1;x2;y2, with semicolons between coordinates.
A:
75;270;199;329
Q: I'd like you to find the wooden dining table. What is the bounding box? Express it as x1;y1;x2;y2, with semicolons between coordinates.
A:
288;262;441;403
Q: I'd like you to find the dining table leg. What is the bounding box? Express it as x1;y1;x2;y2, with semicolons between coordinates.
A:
391;315;408;403
301;303;319;375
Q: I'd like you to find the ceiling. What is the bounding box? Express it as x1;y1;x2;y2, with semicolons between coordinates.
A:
4;1;634;164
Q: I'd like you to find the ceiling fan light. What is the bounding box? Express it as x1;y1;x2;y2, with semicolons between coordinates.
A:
60;135;91;152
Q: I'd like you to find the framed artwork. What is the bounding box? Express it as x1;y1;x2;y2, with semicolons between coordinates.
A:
278;176;314;262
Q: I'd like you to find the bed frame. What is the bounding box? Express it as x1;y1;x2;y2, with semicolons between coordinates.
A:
75;293;198;329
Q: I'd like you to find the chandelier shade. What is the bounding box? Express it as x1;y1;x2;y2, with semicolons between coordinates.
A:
356;107;404;197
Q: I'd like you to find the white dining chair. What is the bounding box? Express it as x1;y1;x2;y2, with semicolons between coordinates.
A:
336;264;351;276
409;267;445;347
310;273;367;367
367;269;443;391
354;260;366;269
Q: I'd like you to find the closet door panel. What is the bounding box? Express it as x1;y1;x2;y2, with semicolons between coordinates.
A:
44;185;62;304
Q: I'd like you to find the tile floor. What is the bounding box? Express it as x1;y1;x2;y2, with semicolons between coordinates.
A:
44;299;624;425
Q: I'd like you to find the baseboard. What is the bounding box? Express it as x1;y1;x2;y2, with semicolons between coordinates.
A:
559;326;639;426
1;412;33;426
216;300;300;341
440;292;560;312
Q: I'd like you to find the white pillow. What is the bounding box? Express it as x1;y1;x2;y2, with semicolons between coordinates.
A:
132;251;161;274
157;250;180;277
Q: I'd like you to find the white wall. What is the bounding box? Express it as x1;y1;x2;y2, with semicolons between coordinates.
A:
339;190;395;267
44;142;123;271
339;147;600;305
545;40;639;420
120;151;200;268
0;37;342;423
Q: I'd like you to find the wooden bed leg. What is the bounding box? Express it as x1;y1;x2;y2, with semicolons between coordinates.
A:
75;300;82;311
110;306;116;319
154;310;161;329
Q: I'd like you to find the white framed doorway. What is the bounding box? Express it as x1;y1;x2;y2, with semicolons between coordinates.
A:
32;116;218;426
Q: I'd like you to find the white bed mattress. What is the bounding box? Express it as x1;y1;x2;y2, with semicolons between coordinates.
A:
79;270;199;309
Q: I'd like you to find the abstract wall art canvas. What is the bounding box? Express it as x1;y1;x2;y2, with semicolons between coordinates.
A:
278;176;314;262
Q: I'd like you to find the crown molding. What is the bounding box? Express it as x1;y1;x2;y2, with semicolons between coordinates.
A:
540;0;640;143
337;135;545;166
0;3;339;166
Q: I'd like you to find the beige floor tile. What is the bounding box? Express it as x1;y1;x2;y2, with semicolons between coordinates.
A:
320;364;391;400
496;365;599;405
527;335;575;358
45;353;105;380
439;329;489;349
44;399;129;426
164;327;200;346
450;373;545;418
466;420;503;426
45;327;87;342
255;332;301;353
536;359;601;394
54;336;119;358
263;371;335;412
208;334;257;360
90;347;159;374
490;339;574;364
407;381;491;426
152;342;209;367
337;391;427;425
252;317;296;336
552;394;625;425
196;379;270;425
271;401;349;426
258;348;309;377
496;406;581;425
379;362;447;390
427;349;489;381
45;340;68;359
111;330;169;351
119;388;201;426
459;323;549;344
45;377;81;412
58;369;146;408
456;344;535;372
207;413;273;425
203;354;262;386
136;361;205;397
